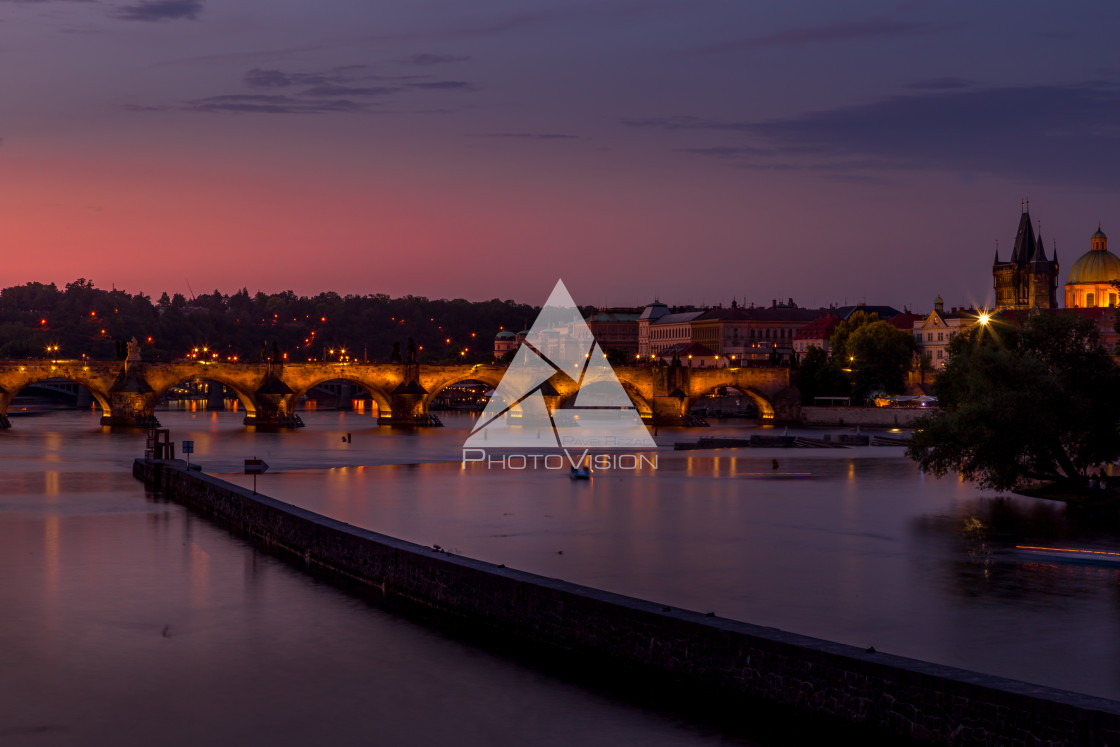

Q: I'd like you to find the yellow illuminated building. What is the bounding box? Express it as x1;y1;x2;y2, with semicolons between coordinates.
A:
1065;226;1120;308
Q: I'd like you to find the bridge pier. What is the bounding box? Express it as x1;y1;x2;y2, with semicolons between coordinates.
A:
648;395;689;426
380;387;441;426
336;382;355;411
206;383;226;410
76;387;93;408
101;391;161;428
769;388;803;423
379;366;440;426
643;366;693;426
244;372;304;427
100;365;161;427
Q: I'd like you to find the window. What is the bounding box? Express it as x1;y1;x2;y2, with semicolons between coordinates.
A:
1111;294;1117;307
927;332;932;341
938;332;943;341
937;350;943;359
1087;293;1095;307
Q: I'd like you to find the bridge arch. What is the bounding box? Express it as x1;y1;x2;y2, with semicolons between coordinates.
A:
554;381;654;420
152;375;259;418
685;382;774;420
289;374;394;418
1;371;113;419
421;369;505;412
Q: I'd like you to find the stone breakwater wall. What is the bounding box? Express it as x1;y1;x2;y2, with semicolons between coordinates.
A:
801;406;930;427
134;458;1120;746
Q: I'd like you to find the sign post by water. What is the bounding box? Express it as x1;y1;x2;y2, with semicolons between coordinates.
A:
244;457;269;494
182;440;194;468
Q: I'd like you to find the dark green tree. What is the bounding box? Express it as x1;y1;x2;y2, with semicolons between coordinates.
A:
846;320;917;397
906;311;1120;490
795;345;850;404
829;310;879;363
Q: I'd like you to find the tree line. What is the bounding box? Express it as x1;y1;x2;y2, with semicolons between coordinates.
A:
0;279;538;364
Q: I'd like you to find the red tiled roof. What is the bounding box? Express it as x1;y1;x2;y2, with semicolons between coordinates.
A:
793;314;840;339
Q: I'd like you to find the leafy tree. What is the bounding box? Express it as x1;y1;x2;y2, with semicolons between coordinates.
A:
906;311;1120;490
829;310;879;363
846;320;916;397
795;345;850;404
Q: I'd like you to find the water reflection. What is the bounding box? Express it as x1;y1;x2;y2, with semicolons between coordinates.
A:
6;409;1120;705
1;411;738;746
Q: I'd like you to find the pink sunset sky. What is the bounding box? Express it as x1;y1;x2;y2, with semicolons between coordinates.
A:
2;0;1119;310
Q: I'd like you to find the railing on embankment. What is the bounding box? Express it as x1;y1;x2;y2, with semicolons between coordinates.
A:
134;458;1120;746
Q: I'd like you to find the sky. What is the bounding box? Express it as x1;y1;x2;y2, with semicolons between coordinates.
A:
2;0;1120;311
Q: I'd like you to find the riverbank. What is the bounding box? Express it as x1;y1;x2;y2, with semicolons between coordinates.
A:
800;406;930;427
1014;480;1120;508
135;457;1120;746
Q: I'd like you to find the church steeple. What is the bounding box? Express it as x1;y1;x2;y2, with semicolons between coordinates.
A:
993;203;1059;312
1010;210;1036;263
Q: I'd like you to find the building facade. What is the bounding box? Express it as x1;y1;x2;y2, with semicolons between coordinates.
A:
1065;226;1120;308
913;297;980;369
792;315;840;356
643;310;703;358
690;302;822;363
585;307;641;356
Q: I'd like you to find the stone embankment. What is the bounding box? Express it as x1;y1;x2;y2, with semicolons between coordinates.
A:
135;458;1120;746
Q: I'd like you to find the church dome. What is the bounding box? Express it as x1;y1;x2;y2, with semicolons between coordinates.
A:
1068;247;1120;284
495;330;515;340
1093;227;1108;240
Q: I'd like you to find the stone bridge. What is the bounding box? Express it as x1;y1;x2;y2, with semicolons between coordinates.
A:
0;360;800;428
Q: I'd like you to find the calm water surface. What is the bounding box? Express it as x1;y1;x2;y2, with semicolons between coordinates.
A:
5;407;1120;746
1;410;745;746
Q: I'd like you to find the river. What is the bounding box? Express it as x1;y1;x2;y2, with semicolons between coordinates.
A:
4;408;1120;744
